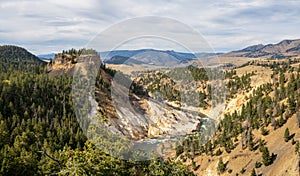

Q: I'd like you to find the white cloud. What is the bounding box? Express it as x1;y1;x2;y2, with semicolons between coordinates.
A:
0;0;299;54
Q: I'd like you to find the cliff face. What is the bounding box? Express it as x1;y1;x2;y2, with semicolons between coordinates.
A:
47;52;101;76
94;69;206;140
49;51;205;141
47;53;74;76
107;92;204;140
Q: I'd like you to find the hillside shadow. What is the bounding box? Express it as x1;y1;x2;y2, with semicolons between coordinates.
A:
271;153;277;164
288;133;296;141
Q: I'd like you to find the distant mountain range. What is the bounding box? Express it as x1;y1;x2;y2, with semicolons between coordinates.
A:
223;39;300;58
7;38;300;68
98;39;300;66
100;49;195;61
37;49;220;65
38;53;56;60
101;49;221;66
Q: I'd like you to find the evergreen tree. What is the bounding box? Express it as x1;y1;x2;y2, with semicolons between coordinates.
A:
251;168;257;176
261;146;272;166
255;161;262;168
215;148;222;156
217;157;226;173
295;141;299;154
261;126;268;136
284;128;290;142
277;115;285;127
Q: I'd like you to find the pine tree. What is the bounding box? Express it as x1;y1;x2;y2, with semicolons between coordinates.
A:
215;148;222;156
261;126;268;136
295;141;299;154
284;128;290;142
277;114;285;127
255;161;262;168
261;146;272;166
192;160;197;171
217;157;226;173
251;168;257;176
287;94;296;114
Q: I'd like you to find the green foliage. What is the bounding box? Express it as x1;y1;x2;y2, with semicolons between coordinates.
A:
3;49;300;175
191;160;197;171
176;144;184;157
277;115;285;127
215;148;222;156
168;66;209;81
0;57;196;175
146;158;195;176
58;142;132;175
291;138;296;145
226;72;252;98
169;61;300;173
251;168;257;176
0;45;45;72
261;146;272;166
55;141;195;176
225;69;236;79
135;71;181;102
261;126;268;136
295;141;299;154
255;161;262;168
217;157;226;173
284;128;290;142
0;68;89;175
62;48;97;56
240;168;246;174
132;66;225;108
297;113;300;128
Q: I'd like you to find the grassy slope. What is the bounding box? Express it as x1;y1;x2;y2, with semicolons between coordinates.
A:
181;64;300;176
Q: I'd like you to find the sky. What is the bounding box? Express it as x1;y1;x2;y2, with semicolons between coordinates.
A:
0;0;300;54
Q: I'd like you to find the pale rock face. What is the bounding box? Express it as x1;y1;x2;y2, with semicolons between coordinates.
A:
147;124;163;137
108;94;203;140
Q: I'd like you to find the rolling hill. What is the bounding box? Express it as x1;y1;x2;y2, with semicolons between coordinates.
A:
0;45;46;71
223;39;300;58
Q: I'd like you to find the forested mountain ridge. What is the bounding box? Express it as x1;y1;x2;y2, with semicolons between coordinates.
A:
0;45;45;72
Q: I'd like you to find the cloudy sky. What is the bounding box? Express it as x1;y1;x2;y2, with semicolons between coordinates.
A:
0;0;300;54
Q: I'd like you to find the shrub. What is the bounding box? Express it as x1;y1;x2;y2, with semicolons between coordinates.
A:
255;161;262;168
240;168;246;174
218;158;226;173
215;149;222;156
